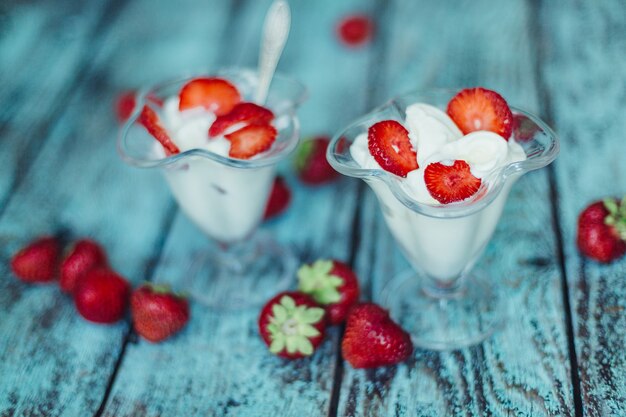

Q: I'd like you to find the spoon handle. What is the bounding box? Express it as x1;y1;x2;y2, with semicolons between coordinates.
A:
255;0;291;104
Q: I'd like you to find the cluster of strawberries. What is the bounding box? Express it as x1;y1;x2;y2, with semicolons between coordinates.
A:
257;259;413;369
10;236;189;343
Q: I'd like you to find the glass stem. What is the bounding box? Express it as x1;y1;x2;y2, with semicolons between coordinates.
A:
422;274;466;299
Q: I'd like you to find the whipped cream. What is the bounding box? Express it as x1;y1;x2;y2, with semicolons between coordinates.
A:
350;103;526;204
161;97;229;156
349;103;527;282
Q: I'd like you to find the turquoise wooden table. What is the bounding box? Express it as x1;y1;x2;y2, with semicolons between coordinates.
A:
1;0;625;416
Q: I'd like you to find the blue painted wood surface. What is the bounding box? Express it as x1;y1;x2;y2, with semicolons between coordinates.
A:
0;0;625;416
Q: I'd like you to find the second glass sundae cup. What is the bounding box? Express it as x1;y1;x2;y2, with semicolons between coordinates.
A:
327;89;559;349
118;68;307;309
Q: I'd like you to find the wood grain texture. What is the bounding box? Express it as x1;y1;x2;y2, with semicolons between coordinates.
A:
336;0;575;416
0;0;118;214
0;0;234;416
98;0;377;416
537;0;626;415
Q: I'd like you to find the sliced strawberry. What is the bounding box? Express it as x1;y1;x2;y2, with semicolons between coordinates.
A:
138;105;180;155
178;77;241;115
226;124;277;160
368;120;418;177
337;14;375;47
424;160;482;204
447;87;513;139
209;102;274;137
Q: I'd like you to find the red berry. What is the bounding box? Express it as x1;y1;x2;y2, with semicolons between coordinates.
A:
447;87;513;139
74;268;130;324
178;77;241;116
131;283;190;343
368;120;418;177
337;14;374;47
342;303;413;369
226;123;277;160
10;236;61;283
258;292;326;359
294;136;339;185
297;259;360;325
577;199;626;263
209;102;274;137
115;91;136;123
115;91;164;124
138;105;180;155
59;239;107;294
263;176;291;220
424;160;482;204
512;113;540;142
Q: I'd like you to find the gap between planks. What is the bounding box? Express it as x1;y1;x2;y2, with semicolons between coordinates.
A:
527;0;584;416
326;0;393;415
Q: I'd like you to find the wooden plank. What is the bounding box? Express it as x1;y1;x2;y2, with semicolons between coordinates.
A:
337;0;576;416
0;1;235;416
0;0;118;212
98;0;379;415
537;0;626;415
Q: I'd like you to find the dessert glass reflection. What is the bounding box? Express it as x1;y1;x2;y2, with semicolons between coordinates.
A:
118;68;306;309
327;89;559;349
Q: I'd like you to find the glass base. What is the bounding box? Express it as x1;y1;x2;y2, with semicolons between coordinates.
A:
182;233;296;310
379;270;501;350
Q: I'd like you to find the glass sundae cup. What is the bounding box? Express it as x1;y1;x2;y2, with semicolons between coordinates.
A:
118;68;307;309
327;89;559;349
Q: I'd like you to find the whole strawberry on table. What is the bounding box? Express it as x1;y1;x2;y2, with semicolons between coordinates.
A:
577;197;626;263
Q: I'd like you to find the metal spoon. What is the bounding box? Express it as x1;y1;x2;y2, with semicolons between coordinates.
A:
255;0;291;104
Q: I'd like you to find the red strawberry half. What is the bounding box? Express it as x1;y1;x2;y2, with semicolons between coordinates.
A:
577;198;626;263
131;283;190;343
138;105;180;155
60;239;108;294
368;120;418;177
447;87;513;139
294;136;339;185
74;268;130;324
337;14;375;47
11;236;61;283
178;77;241;116
424;160;482;204
258;291;326;359
226;123;277;160
297;259;360;325
209;102;274;137
342;303;413;369
264;176;291;220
